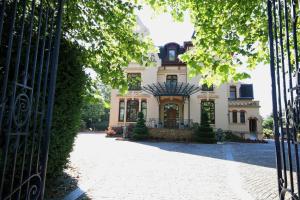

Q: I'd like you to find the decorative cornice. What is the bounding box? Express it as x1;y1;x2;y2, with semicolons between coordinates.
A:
228;99;260;107
197;92;219;99
117;91;152;98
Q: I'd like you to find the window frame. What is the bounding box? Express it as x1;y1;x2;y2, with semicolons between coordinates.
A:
232;111;238;123
168;49;176;61
240;111;246;123
118;100;125;122
126;99;139;122
141;100;147;118
202;83;214;91
127;73;141;91
166;75;178;85
230;86;237;99
201;100;215;124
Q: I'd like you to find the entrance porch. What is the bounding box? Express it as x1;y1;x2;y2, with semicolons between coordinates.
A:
142;82;201;129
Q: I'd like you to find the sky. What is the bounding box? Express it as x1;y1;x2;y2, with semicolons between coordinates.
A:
137;6;272;118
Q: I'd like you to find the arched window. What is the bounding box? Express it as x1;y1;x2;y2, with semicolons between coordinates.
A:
141;100;147;118
240;111;246;123
126;100;139;122
232;110;238;123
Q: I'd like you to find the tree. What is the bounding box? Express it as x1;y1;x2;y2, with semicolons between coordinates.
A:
63;1;156;92
131;112;149;140
263;115;274;130
195;112;216;143
143;0;268;85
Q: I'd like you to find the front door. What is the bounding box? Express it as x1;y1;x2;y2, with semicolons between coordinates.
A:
163;103;179;128
166;108;177;128
249;119;257;133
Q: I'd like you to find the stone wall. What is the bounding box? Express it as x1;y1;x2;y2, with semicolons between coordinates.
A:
149;128;194;142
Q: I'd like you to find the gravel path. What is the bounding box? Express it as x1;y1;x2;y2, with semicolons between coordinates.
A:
68;133;280;200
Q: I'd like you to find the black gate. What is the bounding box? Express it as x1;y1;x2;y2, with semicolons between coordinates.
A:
0;0;64;199
268;0;300;199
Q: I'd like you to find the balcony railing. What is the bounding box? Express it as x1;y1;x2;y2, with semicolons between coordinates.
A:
146;118;193;129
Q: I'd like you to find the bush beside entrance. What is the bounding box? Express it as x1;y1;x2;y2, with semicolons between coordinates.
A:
194;112;216;144
131;112;149;140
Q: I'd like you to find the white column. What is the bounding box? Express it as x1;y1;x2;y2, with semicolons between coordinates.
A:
139;98;142;112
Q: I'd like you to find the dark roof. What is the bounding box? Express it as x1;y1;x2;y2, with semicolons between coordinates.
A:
142;82;201;97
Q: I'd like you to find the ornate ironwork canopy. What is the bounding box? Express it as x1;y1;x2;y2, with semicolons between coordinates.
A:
142;82;201;97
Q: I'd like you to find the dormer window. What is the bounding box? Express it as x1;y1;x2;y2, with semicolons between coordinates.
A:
168;49;176;61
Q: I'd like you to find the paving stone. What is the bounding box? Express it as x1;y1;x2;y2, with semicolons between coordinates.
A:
68;134;281;200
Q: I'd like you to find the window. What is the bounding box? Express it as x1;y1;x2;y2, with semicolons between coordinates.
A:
141;100;147;118
201;101;215;124
202;83;214;91
166;75;178;85
168;49;176;61
232;111;238;123
230;86;237;99
126;100;139;122
240;111;246;123
119;100;125;121
127;73;141;90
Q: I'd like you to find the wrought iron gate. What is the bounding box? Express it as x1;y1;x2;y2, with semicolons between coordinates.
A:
268;0;300;199
0;0;64;199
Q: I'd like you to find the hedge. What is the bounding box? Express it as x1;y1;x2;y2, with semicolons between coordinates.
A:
46;39;87;181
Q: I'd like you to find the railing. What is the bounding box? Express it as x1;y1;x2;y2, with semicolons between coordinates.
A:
146;118;193;129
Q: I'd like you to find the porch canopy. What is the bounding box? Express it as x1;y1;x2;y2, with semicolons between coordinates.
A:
142;82;201;97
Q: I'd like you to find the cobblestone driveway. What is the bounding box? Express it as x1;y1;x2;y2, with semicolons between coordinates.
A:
69;133;279;200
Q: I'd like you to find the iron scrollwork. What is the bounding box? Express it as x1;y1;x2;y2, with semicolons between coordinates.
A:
13;93;31;129
0;0;64;199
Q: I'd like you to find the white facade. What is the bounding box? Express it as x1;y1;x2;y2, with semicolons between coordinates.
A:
109;19;262;138
109;45;263;139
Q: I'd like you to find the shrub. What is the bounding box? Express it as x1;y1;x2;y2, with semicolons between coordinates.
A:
112;126;123;135
81;103;110;131
126;124;135;138
106;127;117;137
131;112;149;140
263;115;274;130
194;112;216;144
263;129;273;139
224;131;244;142
93;120;109;131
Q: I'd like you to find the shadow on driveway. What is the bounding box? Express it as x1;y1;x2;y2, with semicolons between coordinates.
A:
133;140;299;171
